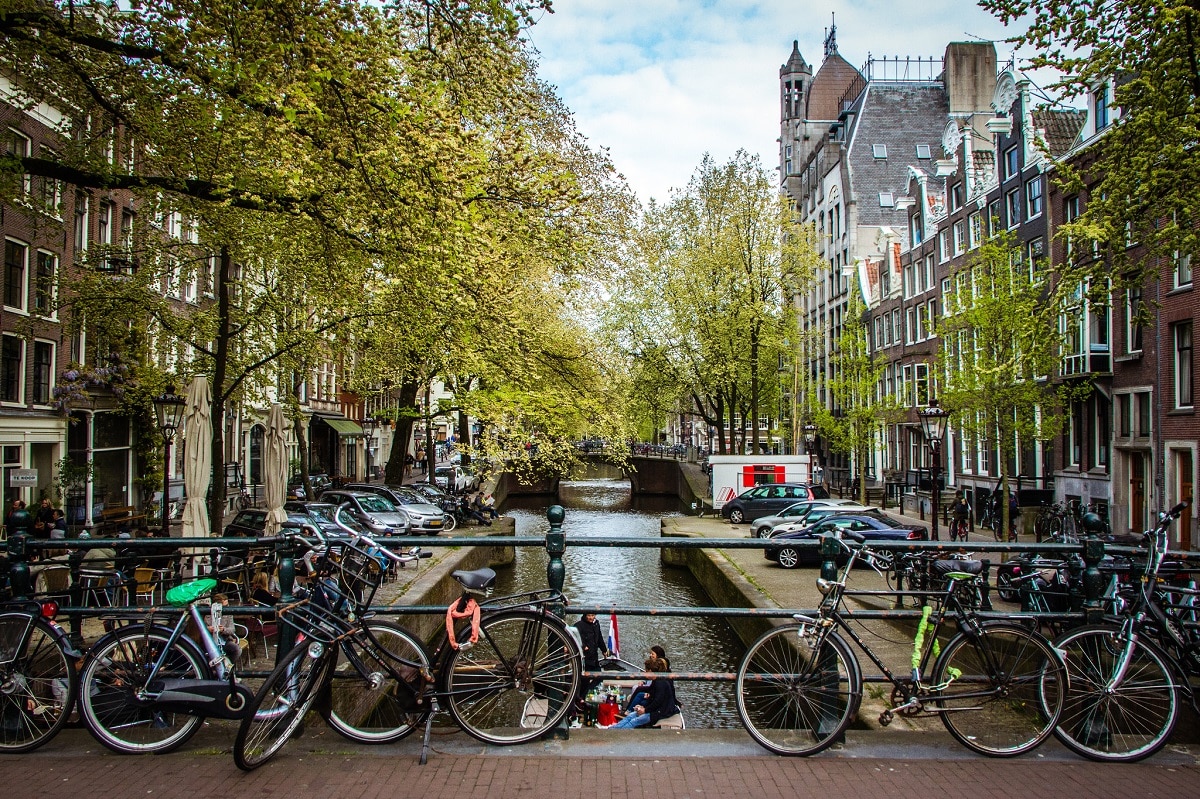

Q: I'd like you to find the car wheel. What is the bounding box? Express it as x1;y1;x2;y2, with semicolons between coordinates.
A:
776;548;801;569
753;526;766;538
997;571;1018;602
728;508;745;525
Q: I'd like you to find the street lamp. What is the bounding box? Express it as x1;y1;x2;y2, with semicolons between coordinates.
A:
153;384;186;537
918;398;952;541
361;416;377;483
803;423;819;486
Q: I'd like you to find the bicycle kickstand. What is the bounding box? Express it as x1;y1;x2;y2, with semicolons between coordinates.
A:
420;712;434;765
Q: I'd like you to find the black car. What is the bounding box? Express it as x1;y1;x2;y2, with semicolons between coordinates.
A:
286;473;333;501
224;508;320;537
283;501;367;538
765;513;929;569
720;483;831;525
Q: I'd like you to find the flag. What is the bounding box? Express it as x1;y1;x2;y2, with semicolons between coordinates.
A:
607;611;620;659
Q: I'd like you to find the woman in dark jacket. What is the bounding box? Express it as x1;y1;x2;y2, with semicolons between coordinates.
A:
607;656;678;729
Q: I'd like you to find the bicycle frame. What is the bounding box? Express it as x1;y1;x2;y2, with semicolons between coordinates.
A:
138;601;237;692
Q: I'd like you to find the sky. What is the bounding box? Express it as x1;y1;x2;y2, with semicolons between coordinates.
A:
521;0;1048;206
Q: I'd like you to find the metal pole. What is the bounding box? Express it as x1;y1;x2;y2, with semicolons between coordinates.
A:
543;504;569;740
930;445;941;541
162;435;173;537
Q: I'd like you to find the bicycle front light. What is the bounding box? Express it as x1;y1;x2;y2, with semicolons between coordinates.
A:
307;641;325;659
816;577;833;595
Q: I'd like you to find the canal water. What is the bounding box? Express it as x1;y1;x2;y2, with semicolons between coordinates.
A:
501;478;742;728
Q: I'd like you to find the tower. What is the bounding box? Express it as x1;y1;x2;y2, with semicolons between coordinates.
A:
779;40;812;124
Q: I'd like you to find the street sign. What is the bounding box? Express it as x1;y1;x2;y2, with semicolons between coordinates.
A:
8;469;37;486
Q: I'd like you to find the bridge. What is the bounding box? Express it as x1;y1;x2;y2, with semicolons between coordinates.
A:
495;453;710;512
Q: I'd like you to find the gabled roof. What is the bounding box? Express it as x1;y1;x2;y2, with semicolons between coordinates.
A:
1031;108;1087;156
806;53;862;121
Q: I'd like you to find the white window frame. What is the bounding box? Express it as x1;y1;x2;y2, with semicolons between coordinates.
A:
873;144;887;159
30;339;55;406
1126;289;1143;354
938;229;950;263
1176;252;1193;289
1004;145;1019;181
915;144;931;160
3;238;29;314
878;191;894;208
953;220;966;256
968;211;983;250
5;128;32;195
1026;177;1043;220
33;249;57;319
1006;188;1021;229
1176;322;1194;409
0;334;26;405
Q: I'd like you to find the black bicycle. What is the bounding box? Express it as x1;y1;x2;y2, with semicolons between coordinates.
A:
0;593;79;753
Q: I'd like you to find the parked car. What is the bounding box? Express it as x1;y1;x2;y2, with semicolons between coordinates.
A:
318;489;411;536
286;472;333;501
720;483;831;525
224;507;324;538
283;501;367;538
767;504;878;537
750;499;866;538
764;513;929;569
433;465;480;492
341;483;446;534
409;481;451;503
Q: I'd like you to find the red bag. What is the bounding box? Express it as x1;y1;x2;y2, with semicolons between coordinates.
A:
597;699;618;726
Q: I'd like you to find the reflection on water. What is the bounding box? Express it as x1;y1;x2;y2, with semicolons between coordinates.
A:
501;478;742;728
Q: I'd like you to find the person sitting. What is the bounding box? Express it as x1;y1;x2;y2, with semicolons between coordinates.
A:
624;645;669;713
249;570;279;606
605;655;677;729
459;495;491;526
473;492;500;521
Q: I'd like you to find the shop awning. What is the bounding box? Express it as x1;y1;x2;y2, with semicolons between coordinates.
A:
323;418;364;438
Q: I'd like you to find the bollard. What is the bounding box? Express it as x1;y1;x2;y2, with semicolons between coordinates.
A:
7;506;33;601
543;504;569;740
545;505;566;619
1081;537;1106;624
820;534;839;583
274;535;297;667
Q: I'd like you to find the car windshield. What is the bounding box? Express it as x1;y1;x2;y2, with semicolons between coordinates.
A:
306;505;337;523
391;487;424;503
358;495;396;513
780;502;811;517
810;485;831;499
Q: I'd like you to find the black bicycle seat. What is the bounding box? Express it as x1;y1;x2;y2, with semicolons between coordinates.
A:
452;568;497;591
933;559;983;576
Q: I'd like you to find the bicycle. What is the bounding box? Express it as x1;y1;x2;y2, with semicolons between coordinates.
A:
735;532;1067;757
1050;500;1193;762
76;575;262;754
233;526;582;769
0;588;80;753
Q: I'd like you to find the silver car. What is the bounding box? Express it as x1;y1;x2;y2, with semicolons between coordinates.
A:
319;490;412;536
750;499;867;538
343;483;446;535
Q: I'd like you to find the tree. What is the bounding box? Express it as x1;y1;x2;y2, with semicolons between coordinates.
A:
934;231;1085;535
606;152;819;454
814;292;903;505
982;0;1200;292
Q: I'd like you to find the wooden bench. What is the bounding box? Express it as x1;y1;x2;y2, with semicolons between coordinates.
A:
94;506;147;536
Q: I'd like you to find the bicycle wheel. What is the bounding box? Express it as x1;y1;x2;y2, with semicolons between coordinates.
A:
441;513;457;533
324;621;432;743
234;640;332;771
932;622;1065;756
735;624;861;756
0;615;77;753
1052;625;1178;762
444;609;580;745
78;625;208;754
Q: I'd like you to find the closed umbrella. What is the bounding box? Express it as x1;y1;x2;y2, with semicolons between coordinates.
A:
181;376;212;538
264;404;288;536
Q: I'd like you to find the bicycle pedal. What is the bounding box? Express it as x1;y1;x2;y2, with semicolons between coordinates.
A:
878;709;893;726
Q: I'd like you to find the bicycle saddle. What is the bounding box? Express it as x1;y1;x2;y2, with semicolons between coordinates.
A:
932;559;983;576
452;568;497;591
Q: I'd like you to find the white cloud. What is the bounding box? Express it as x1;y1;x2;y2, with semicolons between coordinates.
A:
526;1;1046;205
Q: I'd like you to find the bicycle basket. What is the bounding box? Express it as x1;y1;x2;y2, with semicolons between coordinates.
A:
277;598;355;645
314;539;385;612
0;612;35;665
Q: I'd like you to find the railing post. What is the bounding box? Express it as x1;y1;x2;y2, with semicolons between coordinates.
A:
1081;537;1106;624
979;558;994;611
274;535;297;666
7;507;32;601
545;505;566;619
68;545;85;647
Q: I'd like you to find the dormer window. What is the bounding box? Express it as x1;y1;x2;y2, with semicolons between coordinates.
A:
1095;84;1110;131
879;192;895;208
915;144;931;160
873;144;887;159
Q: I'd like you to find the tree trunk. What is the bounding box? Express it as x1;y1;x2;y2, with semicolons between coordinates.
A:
207;245;233;534
384;379;418;485
750;326;760;453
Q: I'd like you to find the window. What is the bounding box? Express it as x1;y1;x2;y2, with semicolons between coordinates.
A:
1006;188;1021;228
987;199;1002;237
1176;252;1193;288
0;335;22;403
97;201;112;246
915;363;929;406
32;341;52;405
33;251;55;315
1026;177;1043;218
924;255;935;292
1027;237;1045;269
878;191;894;207
4;240;27;311
1068;402;1083;466
950;183;964;212
906;307;916;344
1094;395;1110;468
903;261;915;299
1004;146;1019;180
938;229;950;263
1127;289;1143;353
910;213;923;245
953;220;966;256
941;278;951;315
874;317;884;350
35;146;61;217
915;144;931;159
4;129;31;195
1137;391;1151;437
1176;322;1193;408
73;192;89;255
873;144;887;159
891;308;902;344
968;211;983;249
1095;84;1110;131
1118;394;1131;437
1064;196;1081;263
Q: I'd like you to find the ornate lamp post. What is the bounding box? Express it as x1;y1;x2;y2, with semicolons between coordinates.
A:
361;416;377;483
153;385;186;537
803;423;819;485
918;398;952;541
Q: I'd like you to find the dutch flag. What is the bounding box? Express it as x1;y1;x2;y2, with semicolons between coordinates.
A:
607;611;620;659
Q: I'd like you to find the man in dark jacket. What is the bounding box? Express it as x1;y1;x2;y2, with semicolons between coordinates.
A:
574;612;609;670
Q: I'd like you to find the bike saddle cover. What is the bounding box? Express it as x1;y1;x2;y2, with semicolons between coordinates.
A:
932;559;983;576
452;568;496;591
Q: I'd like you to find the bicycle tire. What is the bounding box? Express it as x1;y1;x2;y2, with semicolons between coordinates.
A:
932;622;1065;757
0;615;77;753
78;625;209;754
441;513;458;533
234;640;332;771
324;621;432;744
735;624;861;756
1051;625;1178;762
444;609;580;745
